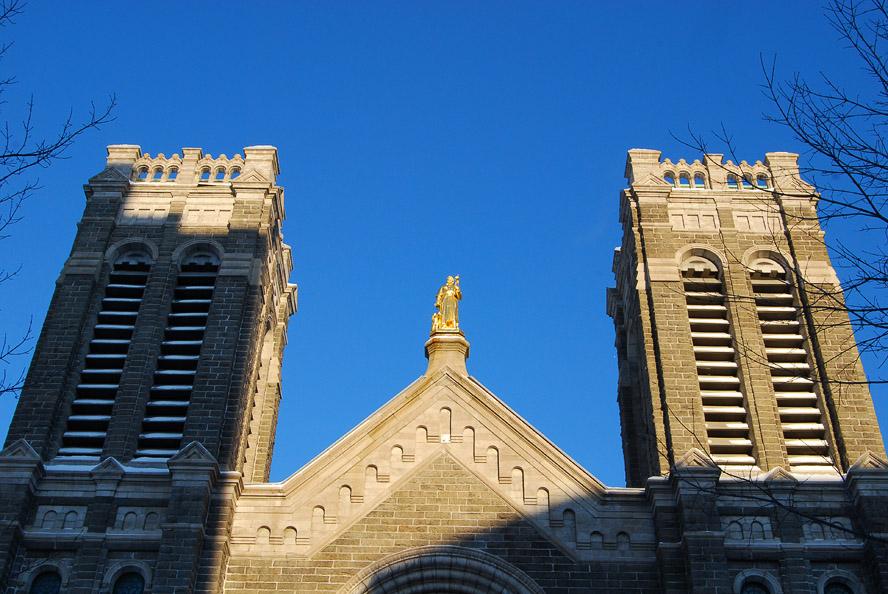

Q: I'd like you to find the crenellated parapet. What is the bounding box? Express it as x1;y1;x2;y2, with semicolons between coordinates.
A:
625;148;814;195
105;144;279;187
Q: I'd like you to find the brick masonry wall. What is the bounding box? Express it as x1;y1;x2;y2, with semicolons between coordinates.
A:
223;454;662;594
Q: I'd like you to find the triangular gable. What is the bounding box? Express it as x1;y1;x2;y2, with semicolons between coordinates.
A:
232;365;653;560
225;452;583;594
88;166;130;185
230;169;271;186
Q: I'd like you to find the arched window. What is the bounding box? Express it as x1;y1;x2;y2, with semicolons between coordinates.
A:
693;173;705;188
663;171;676;186
825;582;854;594
29;571;62;594
229;167;241;179
741;175;753;189
727;174;739;189
678;173;691;188
167;167;178;181
199;167;211;181
756;174;769;188
740;580;770;594
112;572;145;594
215;167;226;181
681;253;754;466
136;167;149;181
151;167;163;181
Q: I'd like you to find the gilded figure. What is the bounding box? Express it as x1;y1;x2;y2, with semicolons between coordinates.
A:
431;275;461;333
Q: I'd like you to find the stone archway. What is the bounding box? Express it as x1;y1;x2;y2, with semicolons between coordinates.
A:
340;545;545;594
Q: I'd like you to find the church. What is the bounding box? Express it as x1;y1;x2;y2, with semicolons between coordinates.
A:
0;144;886;593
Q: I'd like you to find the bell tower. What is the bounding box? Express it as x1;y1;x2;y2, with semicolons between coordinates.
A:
6;144;296;473
0;145;296;591
607;149;885;486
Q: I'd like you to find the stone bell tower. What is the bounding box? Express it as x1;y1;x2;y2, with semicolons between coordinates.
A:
0;145;296;592
607;149;885;487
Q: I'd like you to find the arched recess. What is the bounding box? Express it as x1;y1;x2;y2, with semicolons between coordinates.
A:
20;562;70;593
170;238;224;269
104;238;159;265
676;245;726;275
339;545;546;594
732;569;784;594
100;561;153;593
740;247;793;273
817;570;864;594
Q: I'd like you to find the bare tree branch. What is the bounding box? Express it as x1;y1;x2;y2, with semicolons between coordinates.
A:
0;0;116;397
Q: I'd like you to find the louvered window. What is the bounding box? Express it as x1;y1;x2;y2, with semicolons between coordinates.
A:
749;258;832;469
135;251;218;459
58;251;152;457
682;256;755;466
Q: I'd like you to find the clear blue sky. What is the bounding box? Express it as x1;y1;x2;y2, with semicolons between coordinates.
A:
0;2;883;487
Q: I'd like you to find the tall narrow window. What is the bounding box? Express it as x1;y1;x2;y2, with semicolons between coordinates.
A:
749;258;831;469
58;250;152;457
682;255;754;466
727;175;739;189
678;173;691;188
135;251;219;458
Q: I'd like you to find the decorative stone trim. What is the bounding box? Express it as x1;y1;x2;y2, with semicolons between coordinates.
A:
60;251;104;279
104;238;159;264
733;569;784;594
101;560;153;593
18;560;72;591
171;239;225;268
181;197;234;228
817;570;865;594
117;193;171;225
339;545;546;594
669;206;719;231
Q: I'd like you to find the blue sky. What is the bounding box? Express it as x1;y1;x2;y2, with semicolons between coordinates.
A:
0;1;883;487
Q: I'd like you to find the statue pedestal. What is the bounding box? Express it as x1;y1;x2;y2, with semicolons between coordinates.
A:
425;331;470;376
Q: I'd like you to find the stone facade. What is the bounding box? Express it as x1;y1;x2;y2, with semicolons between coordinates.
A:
0;146;886;593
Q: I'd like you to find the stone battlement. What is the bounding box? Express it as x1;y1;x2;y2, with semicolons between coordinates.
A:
105;144;280;186
624;148;813;194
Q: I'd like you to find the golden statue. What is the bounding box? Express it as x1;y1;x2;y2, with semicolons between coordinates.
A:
431;275;461;333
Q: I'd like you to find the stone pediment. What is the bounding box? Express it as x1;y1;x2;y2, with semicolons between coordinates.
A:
232;366;653;560
230;169;271;186
0;438;40;460
88;166;130;185
630;172;671;188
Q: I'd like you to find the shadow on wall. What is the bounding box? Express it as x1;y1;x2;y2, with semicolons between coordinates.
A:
2;205;293;594
228;448;876;594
